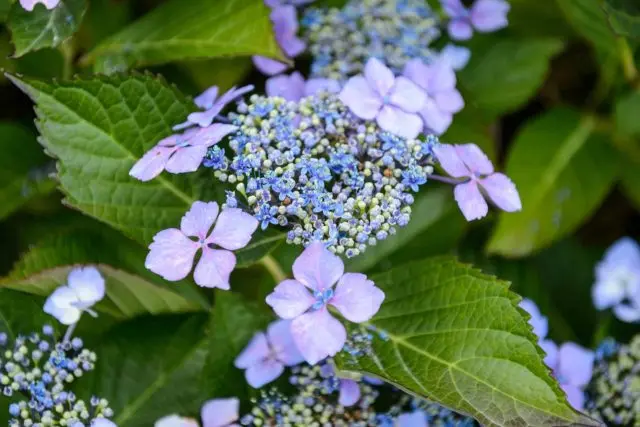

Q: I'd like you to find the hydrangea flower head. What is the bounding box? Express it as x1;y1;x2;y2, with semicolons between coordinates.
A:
44;266;105;325
19;0;59;11
340;58;426;139
434;143;521;221
253;5;305;75
175;85;254;130
129;124;237;182
592;237;640;323
234;319;304;388
145;201;258;289
266;71;340;101
543;342;594;410
403;58;464;135
265;242;385;364
442;0;510;41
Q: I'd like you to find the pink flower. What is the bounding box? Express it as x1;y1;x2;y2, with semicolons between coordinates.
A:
542;342;594;410
19;0;59;11
145;201;258;289
403;58;464;135
265;71;340;101
443;0;510;41
434;143;521;221
339;58;426;139
265;243;385;365
234;320;304;388
129;124;237;182
253;5;306;75
174;85;254;130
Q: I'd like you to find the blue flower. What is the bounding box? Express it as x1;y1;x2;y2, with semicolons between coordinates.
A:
255;203;279;230
402;166;427;192
204;146;227;169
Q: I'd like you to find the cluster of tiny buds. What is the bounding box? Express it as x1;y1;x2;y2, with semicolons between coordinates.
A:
0;326;114;426
205;92;436;256
302;0;441;81
340;324;389;363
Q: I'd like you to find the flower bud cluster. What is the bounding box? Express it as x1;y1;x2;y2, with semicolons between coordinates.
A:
0;327;114;426
301;0;441;81
206;92;437;256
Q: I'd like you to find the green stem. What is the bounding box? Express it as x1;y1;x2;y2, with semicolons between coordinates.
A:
60;40;75;80
260;254;287;283
619;37;638;87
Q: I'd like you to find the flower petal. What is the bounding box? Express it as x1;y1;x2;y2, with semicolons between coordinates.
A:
266;72;306;101
396;411;427;427
389;77;426;113
471;0;510;32
129;146;173;182
519;298;548;340
428;60;457;92
267;319;305;366
439;44;471;70
194;86;219;109
201;398;239;427
448;19;473;40
234;332;270;369
613;300;640;323
420;99;453;135
252;56;289;76
433;143;469;178
434;89;464;113
245;359;285;388
601;237;640;267
540;339;558;369
292;242;344;291
165;146;208;174
557;342;594;387
479;173;522;212
592;278;626;310
561;384;585;411
66;266;106;308
154;415;199;427
304;78;341;96
454;180;489;221
265;279;315;319
403;59;430;91
376;105;423;140
187;109;219;128
180;201;219;238
280;35;306;58
145;229;199;282
19;0;60;11
209;208;259;250
188;124;238;147
455;143;494;175
44;286;81;325
193;248;236;290
291;308;346;365
339;75;382;120
363;57;395;97
331;273;385;323
338;379;361;407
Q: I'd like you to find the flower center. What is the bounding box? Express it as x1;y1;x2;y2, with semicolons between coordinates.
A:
312;288;334;310
382;95;392;105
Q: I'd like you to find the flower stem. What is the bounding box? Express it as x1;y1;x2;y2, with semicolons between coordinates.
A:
62;321;78;344
619;37;639;88
429;174;461;185
60;40;75;80
260;254;287;284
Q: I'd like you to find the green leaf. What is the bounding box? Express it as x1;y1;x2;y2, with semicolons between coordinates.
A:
82;0;284;73
0;122;55;220
203;291;272;400
508;0;576;38
442;105;496;161
487;108;619;257
556;0;618;52
458;37;564;115
78;314;210;426
7;0;86;57
621;159;640;210
602;0;640;39
334;257;598;427
614;90;640;137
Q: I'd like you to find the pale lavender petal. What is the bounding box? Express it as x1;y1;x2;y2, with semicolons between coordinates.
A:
557;342;594;387
188;124;238;147
471;0;510;32
201;398;239;427
209;208;259;250
193;248;236;290
331;273;384;323
194;86;219;109
266;72;306;101
267;320;305;366
396;411;427;427
215;85;255;110
601;237;640;267
613;300;640;323
562;384;585;411
266;279;315;319
304;78;341;96
339;76;382;120
420;100;453;135
428;60;457;92
338;379;360;406
479;173;522;212
245;359;285;388
441;0;466;17
592;278;626;310
146;229;199;282
540;339;558;370
434;89;464;113
519;298;548;340
433;144;470;178
165;146;208;174
44;287;81;325
363;57;395;98
187;109;220;128
280;35;306;58
363;376;384;385
264;0;281;7
19;0;59;11
234;332;270;369
291;308;346;365
180;201;219;239
67;266;106;308
402;59;430;91
439;44;471;70
448;19;473;41
455;143;494;175
253;56;289;76
154;414;199;427
271;5;299;36
292;242;344;291
92;419;117;427
388;77;426;113
376;106;423;140
129;146;173;182
454;180;488;221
